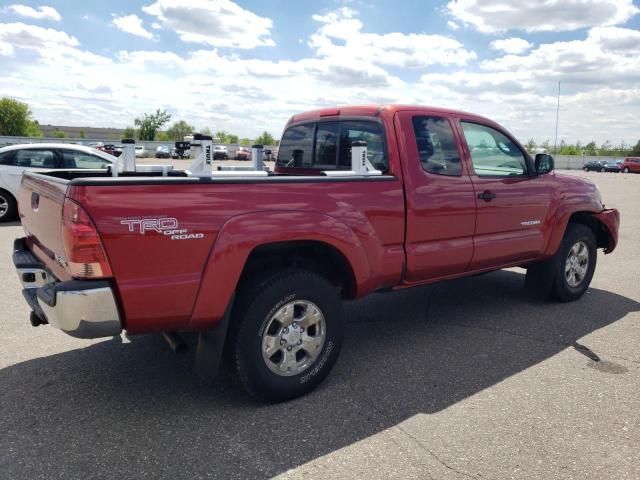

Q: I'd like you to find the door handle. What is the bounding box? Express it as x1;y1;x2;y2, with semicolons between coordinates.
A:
478;190;496;201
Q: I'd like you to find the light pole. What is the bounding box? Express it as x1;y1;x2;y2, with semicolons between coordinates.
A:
554;81;561;155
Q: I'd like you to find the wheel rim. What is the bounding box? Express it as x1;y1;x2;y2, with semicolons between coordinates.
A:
565;241;589;288
0;194;8;218
624;168;629;173
261;299;326;377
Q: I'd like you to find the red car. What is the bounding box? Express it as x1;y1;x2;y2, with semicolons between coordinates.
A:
235;147;251;160
13;105;619;402
621;157;640;173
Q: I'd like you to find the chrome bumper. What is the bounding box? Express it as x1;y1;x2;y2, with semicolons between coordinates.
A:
13;238;122;339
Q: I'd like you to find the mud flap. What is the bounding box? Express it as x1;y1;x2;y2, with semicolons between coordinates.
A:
524;255;560;300
195;295;233;383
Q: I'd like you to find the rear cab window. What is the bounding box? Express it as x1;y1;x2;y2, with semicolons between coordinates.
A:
277;119;388;173
412;116;462;176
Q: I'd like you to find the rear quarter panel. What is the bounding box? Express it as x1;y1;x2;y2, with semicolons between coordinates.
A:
71;177;405;333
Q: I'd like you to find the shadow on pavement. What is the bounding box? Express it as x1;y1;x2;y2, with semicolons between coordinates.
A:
1;270;637;479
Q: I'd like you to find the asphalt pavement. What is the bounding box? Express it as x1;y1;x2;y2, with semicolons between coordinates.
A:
0;170;638;479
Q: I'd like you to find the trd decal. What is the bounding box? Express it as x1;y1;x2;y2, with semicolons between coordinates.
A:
120;217;204;240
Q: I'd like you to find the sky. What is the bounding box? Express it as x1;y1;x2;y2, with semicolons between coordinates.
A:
0;0;639;145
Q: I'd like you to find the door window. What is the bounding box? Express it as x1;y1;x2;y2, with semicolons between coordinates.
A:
0;151;14;165
61;151;110;169
13;149;56;168
412;116;461;176
461;122;527;177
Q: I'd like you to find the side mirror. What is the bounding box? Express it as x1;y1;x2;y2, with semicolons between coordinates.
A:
535;153;554;175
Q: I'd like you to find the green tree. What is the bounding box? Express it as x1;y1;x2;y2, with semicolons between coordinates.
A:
228;134;239;144
525;138;536;152
134;109;171;141
584;141;597;156
122;126;136;140
216;130;229;143
599;140;612;155
630;140;640;156
539;140;551;152
25;120;42;137
167;120;194;141
240;138;252;146
79;129;86;139
254;131;275;146
0;97;38;136
156;131;171;141
52;130;67;138
200;126;212;137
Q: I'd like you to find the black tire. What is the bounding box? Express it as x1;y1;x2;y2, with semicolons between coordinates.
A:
230;269;343;402
550;224;597;302
600;167;605;172
0;189;17;222
583;167;588;172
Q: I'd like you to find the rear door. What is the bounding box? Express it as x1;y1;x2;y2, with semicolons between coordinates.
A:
396;111;477;282
457;119;554;270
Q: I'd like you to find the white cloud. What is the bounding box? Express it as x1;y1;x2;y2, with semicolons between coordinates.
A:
1;6;639;145
6;4;61;22
151;22;162;30
447;0;640;33
490;37;533;54
447;20;460;30
112;14;154;39
309;7;477;69
142;0;274;49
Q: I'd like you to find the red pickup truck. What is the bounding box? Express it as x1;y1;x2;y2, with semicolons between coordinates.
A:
12;105;619;402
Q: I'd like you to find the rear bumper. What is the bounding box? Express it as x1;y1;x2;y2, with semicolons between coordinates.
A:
13;238;122;339
593;208;620;254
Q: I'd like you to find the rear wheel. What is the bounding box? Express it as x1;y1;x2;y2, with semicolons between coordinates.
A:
600;167;605;172
230;269;343;402
0;190;17;222
623;167;630;173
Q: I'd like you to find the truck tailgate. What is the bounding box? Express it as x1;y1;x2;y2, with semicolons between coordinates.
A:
19;172;71;281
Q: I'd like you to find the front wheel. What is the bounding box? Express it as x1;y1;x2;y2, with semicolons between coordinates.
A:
583;167;588;172
231;269;343;402
550;224;597;302
623;167;630;173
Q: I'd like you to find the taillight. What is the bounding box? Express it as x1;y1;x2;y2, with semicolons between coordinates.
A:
62;198;112;279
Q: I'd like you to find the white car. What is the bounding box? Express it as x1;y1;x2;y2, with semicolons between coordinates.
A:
213;145;228;160
0;143;113;221
135;145;149;158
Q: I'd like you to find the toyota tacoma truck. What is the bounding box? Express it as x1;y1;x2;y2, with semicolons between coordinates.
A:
12;105;619;402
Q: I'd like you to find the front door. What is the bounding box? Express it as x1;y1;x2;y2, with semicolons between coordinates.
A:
457;120;554;270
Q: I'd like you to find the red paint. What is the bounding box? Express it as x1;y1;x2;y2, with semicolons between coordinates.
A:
19;105;620;335
621;157;640;173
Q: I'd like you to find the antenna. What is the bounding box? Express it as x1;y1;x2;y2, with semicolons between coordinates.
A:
554;81;561;156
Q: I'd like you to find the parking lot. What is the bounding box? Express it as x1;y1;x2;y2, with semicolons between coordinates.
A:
0;170;638;479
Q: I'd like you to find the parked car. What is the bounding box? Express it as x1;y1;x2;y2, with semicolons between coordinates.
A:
0;143;112;221
102;144;120;157
603;160;622;172
12;104;620;403
235;147;251;160
134;145;148;158
263;149;273;161
213;145;228;160
155;145;171;158
583;160;606;172
621;157;640;173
